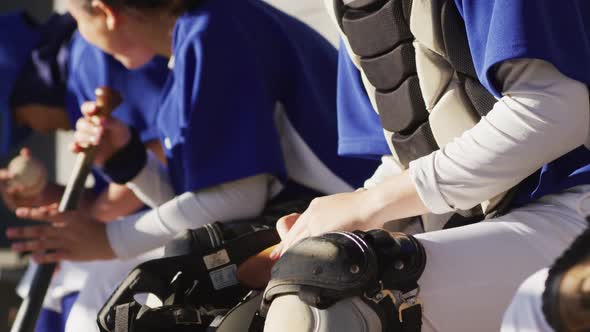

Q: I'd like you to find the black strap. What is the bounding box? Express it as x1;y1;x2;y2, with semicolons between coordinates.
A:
102;127;147;184
372;292;422;332
400;303;422;332
248;311;266;332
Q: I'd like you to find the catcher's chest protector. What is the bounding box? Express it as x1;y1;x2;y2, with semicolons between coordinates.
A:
332;0;510;213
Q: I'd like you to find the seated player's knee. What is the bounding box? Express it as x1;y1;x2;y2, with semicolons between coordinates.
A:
265;295;383;332
257;230;427;332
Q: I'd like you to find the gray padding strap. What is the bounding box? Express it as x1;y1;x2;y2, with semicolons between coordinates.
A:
463;77;497;116
339;0;436;167
438;0;496;117
342;0;412;57
360;42;416;90
391;122;437;167
376;76;427;134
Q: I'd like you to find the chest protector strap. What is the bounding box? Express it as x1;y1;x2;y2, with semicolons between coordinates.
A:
334;0;511;214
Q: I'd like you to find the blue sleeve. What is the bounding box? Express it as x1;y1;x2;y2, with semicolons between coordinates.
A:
336;41;390;159
67;35;166;193
65;33;105;126
455;0;590;97
159;14;285;194
66;33;166;143
106;57;168;143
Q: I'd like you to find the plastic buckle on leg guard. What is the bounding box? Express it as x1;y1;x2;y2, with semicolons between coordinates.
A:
367;284;423;328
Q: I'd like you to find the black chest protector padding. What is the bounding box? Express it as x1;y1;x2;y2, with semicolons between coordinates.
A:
336;0;499;168
439;0;497;117
337;0;434;167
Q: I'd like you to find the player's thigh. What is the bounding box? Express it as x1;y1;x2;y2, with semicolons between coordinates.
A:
500;268;552;332
416;186;588;332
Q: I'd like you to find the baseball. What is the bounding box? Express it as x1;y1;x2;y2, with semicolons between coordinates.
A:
6;153;48;198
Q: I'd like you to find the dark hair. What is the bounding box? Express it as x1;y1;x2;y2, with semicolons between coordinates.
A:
80;0;200;14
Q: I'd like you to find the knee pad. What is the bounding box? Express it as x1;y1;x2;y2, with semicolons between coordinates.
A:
543;227;590;332
97;219;280;332
264;295;383;332
253;230;426;332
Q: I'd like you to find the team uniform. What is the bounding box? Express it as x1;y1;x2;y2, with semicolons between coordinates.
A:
262;1;590;331
44;32;170;332
156;0;376;197
0;11;76;332
65;1;379;331
0;11;53;158
502;202;590;332
2;12;170;332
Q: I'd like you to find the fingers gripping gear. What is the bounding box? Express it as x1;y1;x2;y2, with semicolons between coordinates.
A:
258;230;426;332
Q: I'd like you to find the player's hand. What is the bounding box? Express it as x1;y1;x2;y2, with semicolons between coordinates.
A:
5;203;116;263
14;105;71;133
0;149;46;211
71;101;131;166
270;190;381;260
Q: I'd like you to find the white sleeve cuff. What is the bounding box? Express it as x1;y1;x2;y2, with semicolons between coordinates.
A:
127;151;175;208
409;155;455;214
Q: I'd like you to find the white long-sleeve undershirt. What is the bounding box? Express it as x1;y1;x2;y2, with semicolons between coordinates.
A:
409;59;590;214
106;174;273;259
126;151;176;208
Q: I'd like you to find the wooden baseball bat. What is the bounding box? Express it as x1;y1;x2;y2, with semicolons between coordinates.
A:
237;244;279;289
10;87;122;332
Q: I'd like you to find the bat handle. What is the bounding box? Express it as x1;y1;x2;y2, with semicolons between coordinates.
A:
94;87;123;117
10;87;124;332
58;87;123;212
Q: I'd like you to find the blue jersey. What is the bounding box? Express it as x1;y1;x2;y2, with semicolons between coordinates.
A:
158;0;378;195
2;13;78;158
66;32;169;143
0;11;43;158
336;1;590;207
66;33;170;192
336;41;390;159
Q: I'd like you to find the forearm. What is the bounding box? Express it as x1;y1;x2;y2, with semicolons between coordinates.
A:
88;141;166;220
89;183;145;222
361;170;429;227
410;59;589;213
106;174;272;259
363;155;403;189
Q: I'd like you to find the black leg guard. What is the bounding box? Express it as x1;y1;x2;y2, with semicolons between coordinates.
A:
254;230;426;332
97;190;319;332
97;220;280;332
